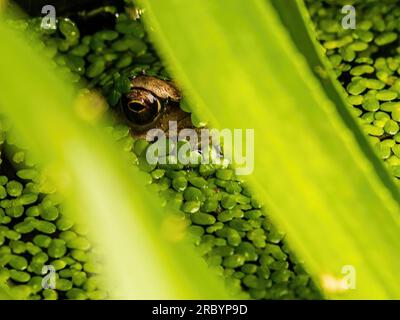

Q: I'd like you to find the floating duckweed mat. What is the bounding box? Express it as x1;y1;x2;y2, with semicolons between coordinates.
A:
0;2;323;299
0;120;106;300
306;0;400;181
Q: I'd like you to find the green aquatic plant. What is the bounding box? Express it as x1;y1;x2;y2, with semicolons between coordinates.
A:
305;0;400;181
138;0;400;299
2;0;400;300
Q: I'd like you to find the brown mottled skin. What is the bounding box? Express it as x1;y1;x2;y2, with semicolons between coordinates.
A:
130;75;181;102
119;75;197;138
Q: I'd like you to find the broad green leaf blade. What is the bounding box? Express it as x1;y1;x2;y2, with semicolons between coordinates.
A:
139;0;400;298
0;19;230;300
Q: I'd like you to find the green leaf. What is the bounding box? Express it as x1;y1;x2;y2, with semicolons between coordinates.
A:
138;0;400;298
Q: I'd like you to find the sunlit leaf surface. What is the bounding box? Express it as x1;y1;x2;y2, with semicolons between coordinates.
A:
138;0;400;299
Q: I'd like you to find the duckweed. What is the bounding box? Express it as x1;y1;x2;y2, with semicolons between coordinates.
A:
191;212;216;225
0;126;105;300
306;0;400;186
67;95;324;295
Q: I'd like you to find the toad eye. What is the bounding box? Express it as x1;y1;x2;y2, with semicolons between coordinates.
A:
121;75;181;131
122;89;162;126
